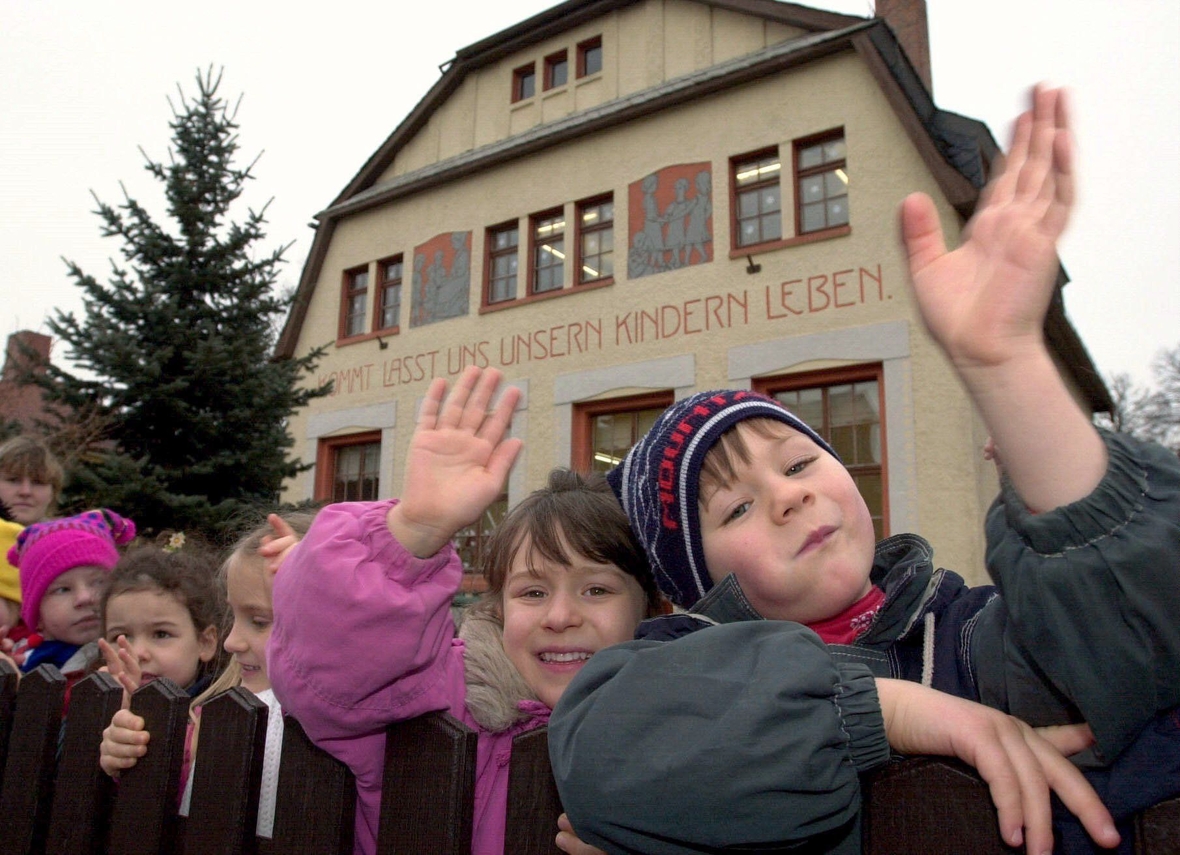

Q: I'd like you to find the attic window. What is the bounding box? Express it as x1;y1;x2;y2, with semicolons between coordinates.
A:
513;63;536;102
544;50;568;90
577;36;602;78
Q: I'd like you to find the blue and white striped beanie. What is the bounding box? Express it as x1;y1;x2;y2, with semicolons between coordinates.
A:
606;389;837;609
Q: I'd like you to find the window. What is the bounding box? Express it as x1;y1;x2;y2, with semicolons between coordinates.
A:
376;256;402;331
513;63;536;102
573;391;674;474
315;432;381;503
530;210;565;295
544;50;568;90
732;150;782;248
576;195;613;284
341;266;369;338
486;223;519;304
454;494;509;594
795;132;848;234
754;366;885;538
577;36;603;77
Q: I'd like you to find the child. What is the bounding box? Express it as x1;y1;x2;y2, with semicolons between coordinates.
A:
0;435;64;525
0;500;23;637
549;86;1179;853
269;367;1115;855
100;515;311;839
4;510;135;689
267;367;665;855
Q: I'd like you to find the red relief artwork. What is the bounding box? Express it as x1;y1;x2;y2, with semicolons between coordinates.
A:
627;163;713;279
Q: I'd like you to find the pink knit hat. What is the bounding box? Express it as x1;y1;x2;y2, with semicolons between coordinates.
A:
8;509;136;630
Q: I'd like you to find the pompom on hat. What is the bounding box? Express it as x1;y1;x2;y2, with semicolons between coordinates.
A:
8;509;136;631
606;390;837;609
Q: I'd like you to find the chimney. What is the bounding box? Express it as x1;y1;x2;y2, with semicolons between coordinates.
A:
3;331;51;382
875;0;932;95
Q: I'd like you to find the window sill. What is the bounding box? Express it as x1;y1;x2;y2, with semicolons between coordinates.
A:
335;327;399;348
479;277;612;314
729;224;850;259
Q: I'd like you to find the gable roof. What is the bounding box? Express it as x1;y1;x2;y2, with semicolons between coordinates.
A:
275;0;1111;412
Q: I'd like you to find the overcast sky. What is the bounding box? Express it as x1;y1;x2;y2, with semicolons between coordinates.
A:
3;0;1177;387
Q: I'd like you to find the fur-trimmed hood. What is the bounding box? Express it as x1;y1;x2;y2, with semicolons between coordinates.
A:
457;606;539;732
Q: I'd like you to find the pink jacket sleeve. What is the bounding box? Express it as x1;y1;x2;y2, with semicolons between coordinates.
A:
268;499;466;751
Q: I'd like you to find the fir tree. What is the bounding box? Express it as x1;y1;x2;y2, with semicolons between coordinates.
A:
40;67;329;538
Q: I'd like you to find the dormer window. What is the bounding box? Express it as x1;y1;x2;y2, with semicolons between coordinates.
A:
512;63;536;102
544;51;568;90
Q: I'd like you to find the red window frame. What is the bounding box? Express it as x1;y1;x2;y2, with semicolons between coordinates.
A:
577;36;603;78
339;266;369;341
544;50;569;90
315;431;381;503
485;221;520;306
575;194;614;285
375;255;402;333
572;390;674;474
731;148;783;251
512;63;536;102
529;208;566;296
794;129;849;236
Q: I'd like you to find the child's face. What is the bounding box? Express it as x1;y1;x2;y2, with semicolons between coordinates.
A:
223;556;273;694
501;533;648;710
103;589;218;689
698;422;876;624
38;565;107;644
0;472;53;525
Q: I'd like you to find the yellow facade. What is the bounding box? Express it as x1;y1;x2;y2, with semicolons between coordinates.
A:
277;0;1106;585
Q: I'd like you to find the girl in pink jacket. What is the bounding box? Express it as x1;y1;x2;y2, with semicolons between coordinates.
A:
267;366;662;855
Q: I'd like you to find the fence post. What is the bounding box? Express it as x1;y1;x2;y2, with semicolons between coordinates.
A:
183;688;268;855
376;712;476;855
504;726;563;855
0;664;67;855
44;671;124;855
107;678;190;855
0;659;18;775
268;715;355;855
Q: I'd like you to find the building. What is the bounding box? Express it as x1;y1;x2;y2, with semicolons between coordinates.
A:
0;331;58;432
275;0;1109;585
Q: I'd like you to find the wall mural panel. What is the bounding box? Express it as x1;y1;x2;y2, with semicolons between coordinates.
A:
627;163;712;279
411;231;472;327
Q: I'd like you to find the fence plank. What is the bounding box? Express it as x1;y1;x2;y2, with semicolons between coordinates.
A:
504;726;563;855
0;665;67;855
183;688;268;855
44;672;124;855
107;678;190;855
268;715;355;855
862;756;1018;854
0;659;18;774
376;712;476;855
1136;794;1180;855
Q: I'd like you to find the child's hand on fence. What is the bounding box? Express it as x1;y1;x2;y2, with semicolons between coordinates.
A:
0;630;25;668
876;678;1119;853
98;635;144;706
555;813;608;855
99;708;150;779
259;513;301;580
388;365;522;558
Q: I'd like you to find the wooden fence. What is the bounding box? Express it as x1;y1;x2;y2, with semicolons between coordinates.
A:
0;661;1177;854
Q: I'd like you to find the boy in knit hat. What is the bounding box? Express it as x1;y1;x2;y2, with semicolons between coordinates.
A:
5;509;136;678
550;87;1180;854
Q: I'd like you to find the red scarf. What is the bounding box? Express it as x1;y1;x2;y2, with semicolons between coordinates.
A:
806;585;885;645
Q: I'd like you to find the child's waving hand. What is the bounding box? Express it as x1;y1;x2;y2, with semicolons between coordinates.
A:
388;366;523;558
901;84;1073;370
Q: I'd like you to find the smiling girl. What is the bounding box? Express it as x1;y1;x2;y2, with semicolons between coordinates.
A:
267;366;661;855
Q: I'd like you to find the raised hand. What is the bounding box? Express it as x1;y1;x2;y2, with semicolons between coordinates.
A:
387;366;523;558
877;679;1118;853
98;634;144;706
259;513;301;580
901;85;1073;371
99;708;150;778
